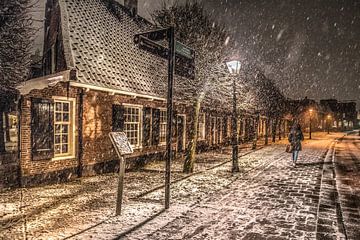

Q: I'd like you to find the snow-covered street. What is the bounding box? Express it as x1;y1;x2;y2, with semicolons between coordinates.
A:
4;132;360;239
123;132;360;240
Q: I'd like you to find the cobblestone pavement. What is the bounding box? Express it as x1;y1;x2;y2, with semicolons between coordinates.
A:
3;133;356;240
0;141;263;240
125;134;351;240
332;133;360;239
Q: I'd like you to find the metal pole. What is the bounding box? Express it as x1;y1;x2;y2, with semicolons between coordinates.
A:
116;156;125;215
165;26;175;209
232;77;239;172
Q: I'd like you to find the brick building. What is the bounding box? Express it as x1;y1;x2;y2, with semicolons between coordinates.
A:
319;99;357;130
0;0;288;189
4;0;238;187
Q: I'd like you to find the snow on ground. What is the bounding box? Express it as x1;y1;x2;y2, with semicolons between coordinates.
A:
124;133;344;240
0;133;343;240
1;141;257;239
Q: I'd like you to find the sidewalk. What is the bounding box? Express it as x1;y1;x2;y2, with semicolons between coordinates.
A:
0;133;337;240
1;140;267;240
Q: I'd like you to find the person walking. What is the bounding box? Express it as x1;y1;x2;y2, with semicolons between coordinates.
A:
288;123;304;166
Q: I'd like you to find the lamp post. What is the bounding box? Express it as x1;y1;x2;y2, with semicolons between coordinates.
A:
226;60;241;173
327;114;331;134
309;108;313;139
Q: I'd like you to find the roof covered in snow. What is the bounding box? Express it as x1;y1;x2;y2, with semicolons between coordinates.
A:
59;0;167;98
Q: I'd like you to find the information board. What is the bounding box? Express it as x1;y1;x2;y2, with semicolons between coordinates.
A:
109;132;134;156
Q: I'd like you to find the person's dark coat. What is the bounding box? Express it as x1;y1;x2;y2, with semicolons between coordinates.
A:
288;129;304;151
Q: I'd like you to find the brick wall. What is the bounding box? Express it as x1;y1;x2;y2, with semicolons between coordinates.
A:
20;82;79;186
81;89;168;176
19;83;233;186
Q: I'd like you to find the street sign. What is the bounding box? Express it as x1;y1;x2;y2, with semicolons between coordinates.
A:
136;35;168;59
175;41;195;60
135;36;195;60
134;30;195;79
133;27;196;210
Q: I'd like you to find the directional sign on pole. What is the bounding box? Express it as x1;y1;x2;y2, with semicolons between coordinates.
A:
175;41;195;60
133;28;196;209
134;30;195;79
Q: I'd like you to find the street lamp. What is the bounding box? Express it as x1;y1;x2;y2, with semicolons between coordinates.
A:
309;108;313;139
327;114;331;134
226;60;241;173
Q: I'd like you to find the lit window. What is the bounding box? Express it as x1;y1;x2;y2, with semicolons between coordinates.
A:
160;110;167;144
54;100;74;157
198;113;206;140
124;106;142;147
227;117;231;137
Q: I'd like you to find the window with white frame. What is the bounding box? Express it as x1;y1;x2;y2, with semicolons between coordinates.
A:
198;113;206;140
54;100;74;157
160;110;167;144
124;106;142;147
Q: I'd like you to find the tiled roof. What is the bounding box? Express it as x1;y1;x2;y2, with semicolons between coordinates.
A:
60;0;167;98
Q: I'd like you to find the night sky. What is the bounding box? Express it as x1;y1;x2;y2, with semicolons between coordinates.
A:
199;0;360;106
31;0;360;106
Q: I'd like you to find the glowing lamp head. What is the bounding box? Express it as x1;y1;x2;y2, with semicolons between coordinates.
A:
226;60;241;74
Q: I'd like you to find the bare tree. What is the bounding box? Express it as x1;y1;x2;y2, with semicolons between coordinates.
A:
0;0;34;154
0;0;35;87
152;1;236;173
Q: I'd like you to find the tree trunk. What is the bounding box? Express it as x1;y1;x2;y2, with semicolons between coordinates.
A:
183;97;202;173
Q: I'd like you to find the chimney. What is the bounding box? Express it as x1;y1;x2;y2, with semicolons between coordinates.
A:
124;0;138;16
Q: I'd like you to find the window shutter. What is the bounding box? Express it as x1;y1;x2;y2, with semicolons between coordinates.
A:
152;108;160;145
31;98;54;160
143;107;151;146
112;104;125;131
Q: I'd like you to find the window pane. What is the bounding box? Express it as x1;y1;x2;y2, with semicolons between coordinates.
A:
62;135;68;144
63;103;69;112
55;135;61;144
56;113;62;122
55;145;61;154
55;125;61;134
62;144;68;153
62;125;68;133
63;113;69;122
56;102;62;111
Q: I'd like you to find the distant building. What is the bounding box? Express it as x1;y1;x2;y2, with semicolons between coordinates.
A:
319;99;357;130
284;97;358;132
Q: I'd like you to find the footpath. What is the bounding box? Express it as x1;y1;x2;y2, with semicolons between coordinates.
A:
1;133;346;240
1;140;267;240
125;133;347;240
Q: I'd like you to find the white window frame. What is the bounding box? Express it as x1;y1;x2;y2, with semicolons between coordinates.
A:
52;97;76;160
122;103;143;149
159;108;167;145
198;113;206;140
